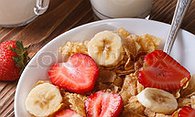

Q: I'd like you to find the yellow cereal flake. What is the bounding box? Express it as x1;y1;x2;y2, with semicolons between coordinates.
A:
117;28;130;39
134;58;144;72
137;80;144;94
110;84;121;93
137;34;161;53
124;58;134;71
125;96;145;115
128;34;140;40
63;92;87;117
119;74;138;104
123;36;140;57
180;75;195;97
180;77;189;88
172;90;181;99
113;76;123;87
59;41;88;57
171;110;179;117
144;108;156;117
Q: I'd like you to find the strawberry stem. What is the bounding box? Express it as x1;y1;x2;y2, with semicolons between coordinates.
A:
10;41;29;73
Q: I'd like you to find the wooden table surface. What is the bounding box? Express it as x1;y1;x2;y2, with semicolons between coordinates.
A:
0;0;195;116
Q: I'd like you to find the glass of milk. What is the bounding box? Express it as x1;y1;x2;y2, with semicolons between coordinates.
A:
90;0;153;19
0;0;50;27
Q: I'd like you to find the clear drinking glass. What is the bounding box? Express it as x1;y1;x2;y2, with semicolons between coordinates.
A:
90;0;153;19
0;0;50;27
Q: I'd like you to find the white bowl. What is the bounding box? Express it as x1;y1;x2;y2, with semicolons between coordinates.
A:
14;18;195;117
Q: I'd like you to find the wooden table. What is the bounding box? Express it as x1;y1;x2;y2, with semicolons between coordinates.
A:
0;0;195;116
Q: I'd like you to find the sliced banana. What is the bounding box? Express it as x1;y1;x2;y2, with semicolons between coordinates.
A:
137;88;178;114
25;83;62;117
88;31;123;66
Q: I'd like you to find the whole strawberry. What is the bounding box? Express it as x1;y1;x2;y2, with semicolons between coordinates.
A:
0;40;28;81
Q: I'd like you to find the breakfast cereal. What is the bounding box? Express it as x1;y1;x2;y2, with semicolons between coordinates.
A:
25;28;195;117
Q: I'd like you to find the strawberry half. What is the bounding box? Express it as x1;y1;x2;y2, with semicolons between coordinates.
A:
48;53;99;93
178;106;195;117
85;91;123;117
138;50;190;91
55;109;81;117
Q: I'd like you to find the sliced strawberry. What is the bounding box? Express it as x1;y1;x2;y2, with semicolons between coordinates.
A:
85;91;123;117
48;53;99;93
55;109;81;117
138;50;190;91
178;106;195;117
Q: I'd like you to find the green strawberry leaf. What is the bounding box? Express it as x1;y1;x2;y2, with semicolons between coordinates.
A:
11;41;30;73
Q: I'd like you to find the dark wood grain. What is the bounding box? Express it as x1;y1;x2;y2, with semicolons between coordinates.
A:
151;0;195;34
0;0;195;116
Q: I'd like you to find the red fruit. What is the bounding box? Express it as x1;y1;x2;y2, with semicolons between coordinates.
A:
0;40;28;81
48;53;99;93
85;91;123;117
178;106;195;117
138;50;190;91
55;109;81;117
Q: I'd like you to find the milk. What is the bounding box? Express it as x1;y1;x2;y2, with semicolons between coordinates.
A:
90;0;153;19
0;0;49;27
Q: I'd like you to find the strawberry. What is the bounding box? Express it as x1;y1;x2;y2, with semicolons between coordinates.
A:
0;40;29;81
85;91;123;117
55;109;81;117
48;53;99;93
178;106;195;117
138;50;190;91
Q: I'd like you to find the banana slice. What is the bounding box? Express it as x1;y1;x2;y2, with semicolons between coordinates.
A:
137;88;178;114
25;83;63;117
88;31;123;66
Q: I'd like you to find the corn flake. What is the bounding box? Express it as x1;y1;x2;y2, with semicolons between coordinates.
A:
59;41;88;57
63;92;87;117
137;34;161;53
119;74;138;104
117;28;130;39
137;80;144;94
144;108;156;117
126;96;145;115
180;75;195;97
123;36;140;57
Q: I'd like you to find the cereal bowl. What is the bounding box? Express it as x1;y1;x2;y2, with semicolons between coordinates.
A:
14;18;195;117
